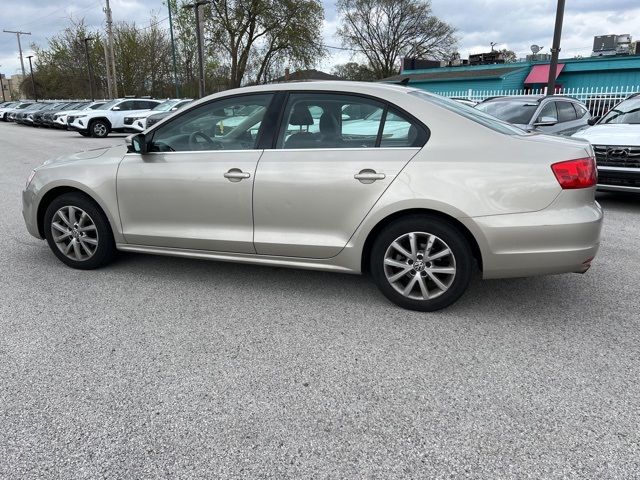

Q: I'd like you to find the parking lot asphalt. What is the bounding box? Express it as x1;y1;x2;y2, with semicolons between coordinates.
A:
1;121;639;479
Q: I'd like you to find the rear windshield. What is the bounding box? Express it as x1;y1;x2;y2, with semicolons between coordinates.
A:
476;100;538;124
409;90;525;135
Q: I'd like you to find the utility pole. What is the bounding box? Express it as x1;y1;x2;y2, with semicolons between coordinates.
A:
168;0;180;98
83;37;96;101
546;0;565;95
102;42;113;99
26;55;36;102
0;71;6;102
183;0;209;98
104;0;118;98
3;30;31;79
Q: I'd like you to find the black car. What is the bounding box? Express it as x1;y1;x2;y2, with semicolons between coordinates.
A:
15;103;49;125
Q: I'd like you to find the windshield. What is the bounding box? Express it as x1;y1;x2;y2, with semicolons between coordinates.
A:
97;99;119;110
152;100;181;112
89;102;106;110
408;90;525;135
600;97;640;124
475;100;538;124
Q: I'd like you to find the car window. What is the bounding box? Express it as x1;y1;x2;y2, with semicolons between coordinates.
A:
117;101;136;111
557;102;577;122
537;102;558;122
141;101;159;109
380;108;427;147
150;93;272;152
278;93;388;149
573;103;589;118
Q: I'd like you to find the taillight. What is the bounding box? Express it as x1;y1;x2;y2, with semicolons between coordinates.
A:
551;157;597;189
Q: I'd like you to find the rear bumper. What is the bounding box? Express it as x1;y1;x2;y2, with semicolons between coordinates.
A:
465;190;603;279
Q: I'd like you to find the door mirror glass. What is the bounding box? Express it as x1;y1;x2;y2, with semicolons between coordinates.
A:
127;133;148;154
534;116;558;126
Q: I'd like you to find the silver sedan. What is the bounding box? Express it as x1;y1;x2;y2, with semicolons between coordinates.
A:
22;82;603;311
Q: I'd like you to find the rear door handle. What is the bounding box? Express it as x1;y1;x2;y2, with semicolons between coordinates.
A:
354;169;386;184
224;168;251;182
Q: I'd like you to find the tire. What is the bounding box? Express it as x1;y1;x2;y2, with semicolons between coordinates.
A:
370;215;473;312
44;192;116;270
89;119;110;138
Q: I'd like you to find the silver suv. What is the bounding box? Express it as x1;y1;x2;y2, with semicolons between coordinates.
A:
476;95;591;136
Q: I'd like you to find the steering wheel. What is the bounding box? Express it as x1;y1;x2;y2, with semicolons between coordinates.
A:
188;130;222;150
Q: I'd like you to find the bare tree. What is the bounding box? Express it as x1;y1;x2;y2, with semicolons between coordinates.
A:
337;0;457;79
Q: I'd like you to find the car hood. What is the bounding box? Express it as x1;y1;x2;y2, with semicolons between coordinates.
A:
572;124;640;146
40;145;124;167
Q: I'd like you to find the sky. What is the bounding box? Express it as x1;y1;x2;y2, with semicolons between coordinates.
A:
1;0;640;77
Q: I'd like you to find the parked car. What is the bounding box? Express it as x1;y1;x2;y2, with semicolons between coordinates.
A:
475;95;591;136
23;82;602;311
572;92;640;193
145;100;194;128
54;101;106;129
124;99;193;133
42;102;89;128
15;103;49;125
32;102;71;127
68;98;161;137
1;101;32;121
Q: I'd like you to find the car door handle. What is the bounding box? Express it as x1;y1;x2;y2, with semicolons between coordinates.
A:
354;169;386;184
224;169;251;182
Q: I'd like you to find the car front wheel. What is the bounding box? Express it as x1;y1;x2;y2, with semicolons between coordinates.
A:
44;192;116;270
370;215;473;311
90;119;110;138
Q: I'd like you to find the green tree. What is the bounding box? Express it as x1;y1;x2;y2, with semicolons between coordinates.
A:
331;62;376;81
207;0;326;88
337;0;457;79
28;19;108;99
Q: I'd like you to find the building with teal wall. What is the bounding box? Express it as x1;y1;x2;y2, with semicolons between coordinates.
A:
383;55;640;95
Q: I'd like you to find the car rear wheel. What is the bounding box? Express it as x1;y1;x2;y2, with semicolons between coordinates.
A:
44;192;116;270
370;215;473;311
90;119;110;138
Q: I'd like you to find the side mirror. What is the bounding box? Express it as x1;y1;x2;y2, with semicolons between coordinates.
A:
588;116;600;126
534;116;558;127
126;133;148;154
112;106;121;111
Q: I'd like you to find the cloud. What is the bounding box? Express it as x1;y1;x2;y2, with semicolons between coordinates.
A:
1;0;639;76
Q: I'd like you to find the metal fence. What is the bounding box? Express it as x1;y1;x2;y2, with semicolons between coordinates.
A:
436;86;640;117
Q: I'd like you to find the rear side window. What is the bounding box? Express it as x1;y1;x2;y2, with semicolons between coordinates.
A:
557;102;577;122
573;103;589;118
277;92;427;149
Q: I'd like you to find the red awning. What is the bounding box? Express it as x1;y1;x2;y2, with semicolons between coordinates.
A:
524;64;565;84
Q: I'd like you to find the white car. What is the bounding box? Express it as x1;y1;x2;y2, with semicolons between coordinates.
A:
53;101;106;129
1;101;33;121
124;99;193;133
572;93;640;193
68;98;161;137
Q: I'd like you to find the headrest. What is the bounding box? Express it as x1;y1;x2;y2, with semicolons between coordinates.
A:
289;104;314;126
319;112;339;136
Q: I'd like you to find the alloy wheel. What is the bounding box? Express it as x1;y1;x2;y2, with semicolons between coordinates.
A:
383;231;456;300
50;206;99;261
93;122;107;137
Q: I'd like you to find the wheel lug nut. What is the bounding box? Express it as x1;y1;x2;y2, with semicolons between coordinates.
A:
421;271;427;277
407;259;413;265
